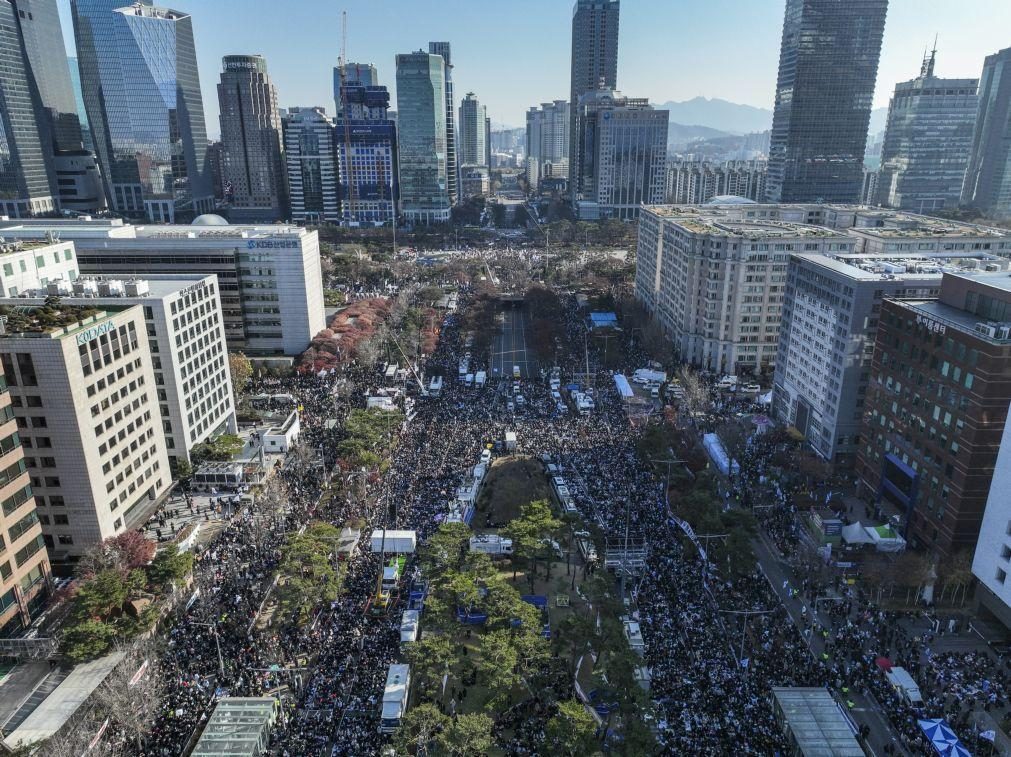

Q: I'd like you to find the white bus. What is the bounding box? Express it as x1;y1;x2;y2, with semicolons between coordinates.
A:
380;664;410;733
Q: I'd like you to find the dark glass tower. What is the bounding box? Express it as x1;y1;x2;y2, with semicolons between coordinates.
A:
428;42;458;206
767;0;888;203
962;47;1011;219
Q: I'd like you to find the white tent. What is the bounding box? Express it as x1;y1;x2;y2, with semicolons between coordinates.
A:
841;522;873;545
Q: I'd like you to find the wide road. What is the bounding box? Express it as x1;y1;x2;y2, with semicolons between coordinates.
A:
491;306;537;380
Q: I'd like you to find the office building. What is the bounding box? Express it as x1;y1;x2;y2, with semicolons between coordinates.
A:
460;166;490;199
283;107;340;225
572;87;668;220
972;416;1011;629
459;93;487;168
217;55;286;224
877;51;978;214
857;272;1011;556
396;51;450;225
0;302;170;562
0;237;78;296
67;56;92;152
71;0;212;221
333;61;378;113
335;84;398;226
4;274;236;472
766;0;888;203
0;1;57;217
665;160;768;205
14;0;105;212
860;168;881;206
428;43;458;206
526;100;569;192
569;0;619;205
962;47;1011;219
485;116;491;173
0;218;325;357
0;352;49;635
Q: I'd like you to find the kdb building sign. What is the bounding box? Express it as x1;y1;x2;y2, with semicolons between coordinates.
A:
75;321;115;346
246;240;299;250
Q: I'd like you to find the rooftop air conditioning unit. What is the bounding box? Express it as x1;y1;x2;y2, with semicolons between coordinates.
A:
975;322;998;338
998;326;1011;340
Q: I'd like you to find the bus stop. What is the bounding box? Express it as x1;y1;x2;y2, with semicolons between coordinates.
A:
191;697;279;756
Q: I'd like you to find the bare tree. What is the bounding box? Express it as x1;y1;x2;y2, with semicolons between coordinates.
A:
91;638;166;753
678;366;710;424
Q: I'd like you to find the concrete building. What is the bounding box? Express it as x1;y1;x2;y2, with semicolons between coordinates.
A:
972;411;1011;629
2;274;236;471
856;272;1011;556
0;218;325;357
572;87;668;220
334;84;398;227
71;1;212;222
458;93;487;168
460;166;490;199
962;47;1011;219
877;51;979;214
217;55;286;223
333;61;378;113
0;237;79;297
0;354;50;636
395;51;450;225
526;100;569;192
665;160;767;205
428;42;458;206
568;0;619;205
283;107;340;225
0;302;171;562
767;0;888;203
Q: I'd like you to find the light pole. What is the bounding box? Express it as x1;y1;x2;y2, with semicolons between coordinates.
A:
191;621;225;677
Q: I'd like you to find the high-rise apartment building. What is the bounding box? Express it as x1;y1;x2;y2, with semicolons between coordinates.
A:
857;272;1011;557
283;107;340;225
428;43;458;206
572;87;668;220
526;100;569;192
335;84;398;226
71;0;212;222
962;47;1011;219
0;1;57;217
766;0;887;203
217;55;286;223
569;0;619;206
396;51;450;225
877;51;978;214
459;93;488;168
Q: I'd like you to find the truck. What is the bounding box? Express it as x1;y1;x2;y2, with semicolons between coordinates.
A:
885;666;924;707
400;610;420;644
469;534;514;555
577;534;598;563
384;363;398;381
716;375;739;391
370;529;417;554
464;373;474;388
475;371;487;388
632;368;667;385
382;556;406;594
513;365;521;378
379;664;410;733
504;431;517;452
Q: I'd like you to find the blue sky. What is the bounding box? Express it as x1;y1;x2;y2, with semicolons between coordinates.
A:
57;0;1011;137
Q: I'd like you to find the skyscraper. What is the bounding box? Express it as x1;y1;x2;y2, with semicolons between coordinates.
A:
962;47;1011;219
333;62;378;115
0;1;56;217
877;50;978;214
283;107;340;224
568;0;619;205
396;51;450;224
217;54;286;223
335;83;398;226
71;0;212;222
458;93;487;168
766;0;888;204
429;42;458;206
526;100;570;191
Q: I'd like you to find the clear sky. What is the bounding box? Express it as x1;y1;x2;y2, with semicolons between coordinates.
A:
56;0;1011;138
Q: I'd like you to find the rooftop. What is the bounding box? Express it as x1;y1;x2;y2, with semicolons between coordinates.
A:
191;698;278;757
0;303;117;338
792;251;1007;282
0;218;310;243
772;687;864;757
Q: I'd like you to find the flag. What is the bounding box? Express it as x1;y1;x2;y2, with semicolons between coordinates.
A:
981;730;996;742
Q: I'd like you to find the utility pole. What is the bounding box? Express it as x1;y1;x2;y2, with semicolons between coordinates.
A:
718;608;774;669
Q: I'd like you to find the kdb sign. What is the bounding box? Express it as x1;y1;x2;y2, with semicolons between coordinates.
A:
246;240;299;250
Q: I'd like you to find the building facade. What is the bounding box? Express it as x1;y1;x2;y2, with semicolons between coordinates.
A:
0;238;78;296
766;0;888;203
0;303;171;562
572;87;668;220
458;93;487;169
972;412;1011;630
857;273;1011;556
568;0;619;205
962;47;1011;219
283;107;340;225
877;52;978;214
333;61;378;113
71;0;212;221
665;160;768;205
526;100;569;192
334;83;398;227
428;42;458;207
217;55;286;223
0;218;325;357
396;51;450;225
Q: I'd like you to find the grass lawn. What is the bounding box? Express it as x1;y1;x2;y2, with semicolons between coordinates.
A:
473;456;552;528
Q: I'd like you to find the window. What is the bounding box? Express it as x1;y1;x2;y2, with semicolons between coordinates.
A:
998;568;1008;585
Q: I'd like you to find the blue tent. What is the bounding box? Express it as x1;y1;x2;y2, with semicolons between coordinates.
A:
918;719;971;757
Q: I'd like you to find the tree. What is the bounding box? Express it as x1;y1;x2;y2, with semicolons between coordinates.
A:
557;612;597;674
174;458;193;483
76;532;157;579
61;618;116;661
476;630;520;703
419;522;471;586
191;433;244;464
92;639;165;752
73;570;130;620
228;352;253;396
545;699;599;756
404;634;455;699
436;713;494;756
147;544;194;589
392;703;448;756
503;499;562;590
277;522;343;623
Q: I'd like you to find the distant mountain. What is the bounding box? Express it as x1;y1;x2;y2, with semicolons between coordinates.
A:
667;122;735;148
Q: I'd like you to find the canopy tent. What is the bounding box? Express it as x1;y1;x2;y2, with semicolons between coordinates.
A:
840;521;907;552
613;374;634;399
918;719;971;757
841;522;873;545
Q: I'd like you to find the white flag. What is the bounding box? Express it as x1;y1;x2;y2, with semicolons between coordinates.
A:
981;730;996;742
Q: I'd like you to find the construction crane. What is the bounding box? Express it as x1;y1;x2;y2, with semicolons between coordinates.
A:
337;10;356;227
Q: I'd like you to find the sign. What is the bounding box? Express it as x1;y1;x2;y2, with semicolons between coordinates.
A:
246;240;298;250
75;321;115;346
86;717;110;751
128;659;149;687
915;314;946;335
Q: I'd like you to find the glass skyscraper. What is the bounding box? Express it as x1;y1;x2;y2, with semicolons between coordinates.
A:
877;51;978;214
396;51;450;225
283;107;340;224
766;0;887;204
458;93;487;168
962;47;1011;219
428;42;458;206
71;0;211;222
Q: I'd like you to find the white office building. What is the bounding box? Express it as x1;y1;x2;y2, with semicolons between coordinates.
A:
973;413;1011;630
0;304;170;562
0;217;325;357
0;237;79;296
3;274;236;471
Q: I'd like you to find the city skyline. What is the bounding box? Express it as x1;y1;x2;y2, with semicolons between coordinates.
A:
52;0;1011;138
